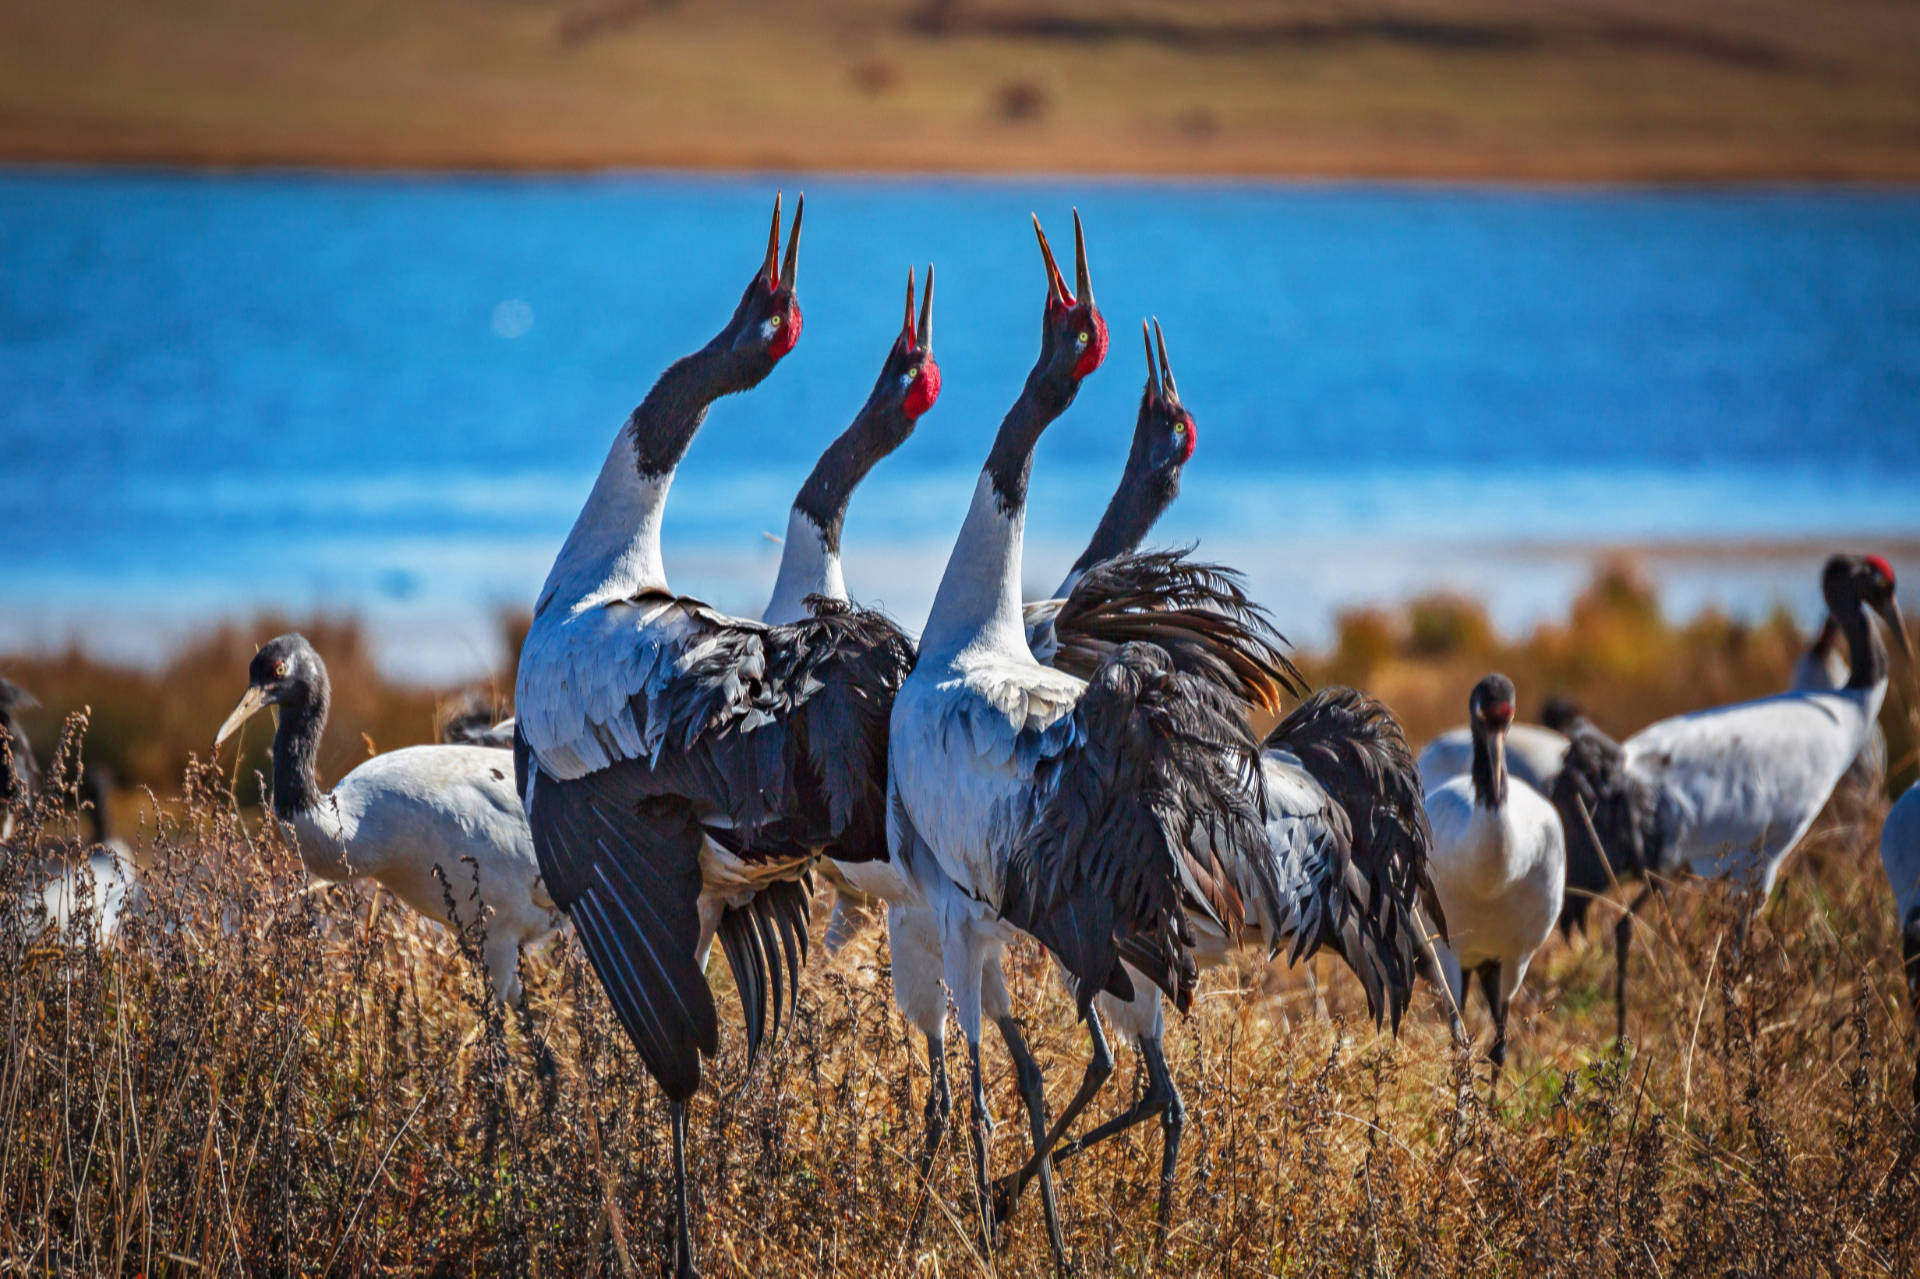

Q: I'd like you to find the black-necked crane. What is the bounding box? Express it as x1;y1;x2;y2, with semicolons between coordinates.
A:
513;197;923;1279
1425;673;1568;1090
1418;701;1574;796
214;633;561;1003
1882;782;1920;1102
1788;614;1888;797
820;313;1198;954
1;676;40;843
884;212;1276;1264
1020;683;1438;1248
759;266;942;951
981;324;1437;1248
1551;553;1908;1040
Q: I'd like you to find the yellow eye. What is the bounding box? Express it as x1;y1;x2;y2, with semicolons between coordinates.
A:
274;660;289;678
1173;421;1187;436
1076;331;1089;348
768;315;782;329
905;367;919;381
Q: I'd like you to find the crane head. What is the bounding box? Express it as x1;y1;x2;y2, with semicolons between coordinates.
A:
880;263;941;422
1032;209;1109;385
722;191;804;378
1135;317;1198;476
1826;553;1910;662
216;633;323;747
1470;673;1517;732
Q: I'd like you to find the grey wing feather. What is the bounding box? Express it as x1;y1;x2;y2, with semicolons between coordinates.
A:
1045;549;1306;718
1265;686;1438;1030
1003;641;1271;1018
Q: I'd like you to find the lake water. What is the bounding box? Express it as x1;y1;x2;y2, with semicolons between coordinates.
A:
2;171;1916;680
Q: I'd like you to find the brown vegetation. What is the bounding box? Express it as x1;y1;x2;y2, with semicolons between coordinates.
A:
4;0;1920;180
3;562;1919;1273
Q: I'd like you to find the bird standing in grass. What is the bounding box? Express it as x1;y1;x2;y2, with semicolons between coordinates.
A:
1550;553;1907;1038
513;196;922;1279
1425;673;1567;1091
215;632;560;1004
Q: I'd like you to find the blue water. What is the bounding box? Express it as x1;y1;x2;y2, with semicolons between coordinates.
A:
2;171;1917;678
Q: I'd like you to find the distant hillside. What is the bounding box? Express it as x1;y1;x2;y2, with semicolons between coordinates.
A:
3;0;1919;178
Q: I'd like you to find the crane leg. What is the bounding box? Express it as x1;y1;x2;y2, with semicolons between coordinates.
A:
994;1012;1114;1227
1614;885;1654;1044
1479;961;1508;1103
993;1013;1067;1271
965;1039;995;1258
906;1029;952;1242
671;1099;701;1279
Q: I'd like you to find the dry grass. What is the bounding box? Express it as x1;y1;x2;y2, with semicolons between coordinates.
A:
4;563;1919;1274
3;0;1920;179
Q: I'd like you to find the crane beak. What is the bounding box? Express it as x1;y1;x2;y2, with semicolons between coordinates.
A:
758;192;783;287
1878;596;1913;662
1032;213;1069;307
215;685;272;748
917;262;934;354
781;192;803;290
1072;207;1093;306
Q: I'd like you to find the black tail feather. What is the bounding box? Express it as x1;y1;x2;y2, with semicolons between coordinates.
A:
718;875;813;1069
1266;686;1437;1032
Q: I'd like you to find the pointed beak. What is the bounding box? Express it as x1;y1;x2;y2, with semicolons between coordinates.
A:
215;684;272;748
1152;317;1177;401
901;265;918;347
1072;207;1092;306
759;191;783;287
781;192;803;290
918;262;934;353
1879;596;1912;662
1032;213;1069;306
1141;319;1159;399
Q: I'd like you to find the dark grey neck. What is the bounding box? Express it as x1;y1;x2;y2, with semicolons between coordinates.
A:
1070;461;1178;580
1471;724;1508;810
1838;598;1888;691
792;404;912;556
625;340;740;479
984;367;1078;512
270;676;330;821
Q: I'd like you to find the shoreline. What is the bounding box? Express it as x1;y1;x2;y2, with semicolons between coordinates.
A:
8;147;1920;188
7;534;1913;687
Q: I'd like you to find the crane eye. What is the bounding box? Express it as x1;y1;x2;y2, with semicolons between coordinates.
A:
274;660;289;679
767;315;782;329
1173;421;1187;436
902;367;919;384
1075;331;1089;349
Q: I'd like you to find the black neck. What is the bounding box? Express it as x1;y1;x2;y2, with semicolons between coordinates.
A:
984;365;1079;512
792;402;913;556
1837;597;1888;691
1470;722;1508;810
625;338;746;479
270;675;330;821
1070;451;1178;579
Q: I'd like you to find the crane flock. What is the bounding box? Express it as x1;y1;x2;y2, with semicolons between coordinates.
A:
2;192;1914;1277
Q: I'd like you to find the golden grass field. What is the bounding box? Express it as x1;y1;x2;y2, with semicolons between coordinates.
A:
4;0;1920;180
4;561;1920;1274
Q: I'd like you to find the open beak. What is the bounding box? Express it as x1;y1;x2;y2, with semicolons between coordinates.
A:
1141;320;1160;399
1032;213;1069;306
1879;596;1913;662
757;191;802;290
215;685;272;748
